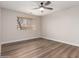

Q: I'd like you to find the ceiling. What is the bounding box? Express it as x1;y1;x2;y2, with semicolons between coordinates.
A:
0;1;79;16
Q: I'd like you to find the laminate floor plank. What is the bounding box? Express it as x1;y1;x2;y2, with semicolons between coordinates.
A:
1;38;79;58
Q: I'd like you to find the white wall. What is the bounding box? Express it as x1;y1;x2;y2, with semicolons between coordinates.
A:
41;6;79;47
0;8;1;56
2;5;79;48
1;8;41;44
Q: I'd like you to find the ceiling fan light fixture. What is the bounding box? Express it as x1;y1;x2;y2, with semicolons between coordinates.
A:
39;7;44;11
33;1;53;13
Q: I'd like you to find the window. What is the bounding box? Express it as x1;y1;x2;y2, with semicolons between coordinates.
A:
17;16;33;30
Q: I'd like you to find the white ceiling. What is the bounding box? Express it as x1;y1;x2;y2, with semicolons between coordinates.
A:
0;1;79;16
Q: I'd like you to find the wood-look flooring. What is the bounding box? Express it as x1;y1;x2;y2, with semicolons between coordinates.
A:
1;38;79;58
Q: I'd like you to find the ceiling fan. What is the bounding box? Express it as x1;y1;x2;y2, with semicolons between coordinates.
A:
33;1;53;12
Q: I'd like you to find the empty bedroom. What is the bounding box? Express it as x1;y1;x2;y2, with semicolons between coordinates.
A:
0;0;79;58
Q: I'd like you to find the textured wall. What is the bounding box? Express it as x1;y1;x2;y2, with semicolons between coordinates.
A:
41;6;79;47
0;8;1;56
1;8;41;44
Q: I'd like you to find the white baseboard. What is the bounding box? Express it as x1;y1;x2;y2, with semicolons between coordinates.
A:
42;36;79;47
2;36;79;47
1;37;39;44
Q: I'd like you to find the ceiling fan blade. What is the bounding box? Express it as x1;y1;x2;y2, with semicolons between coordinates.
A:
44;7;53;10
45;1;51;6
